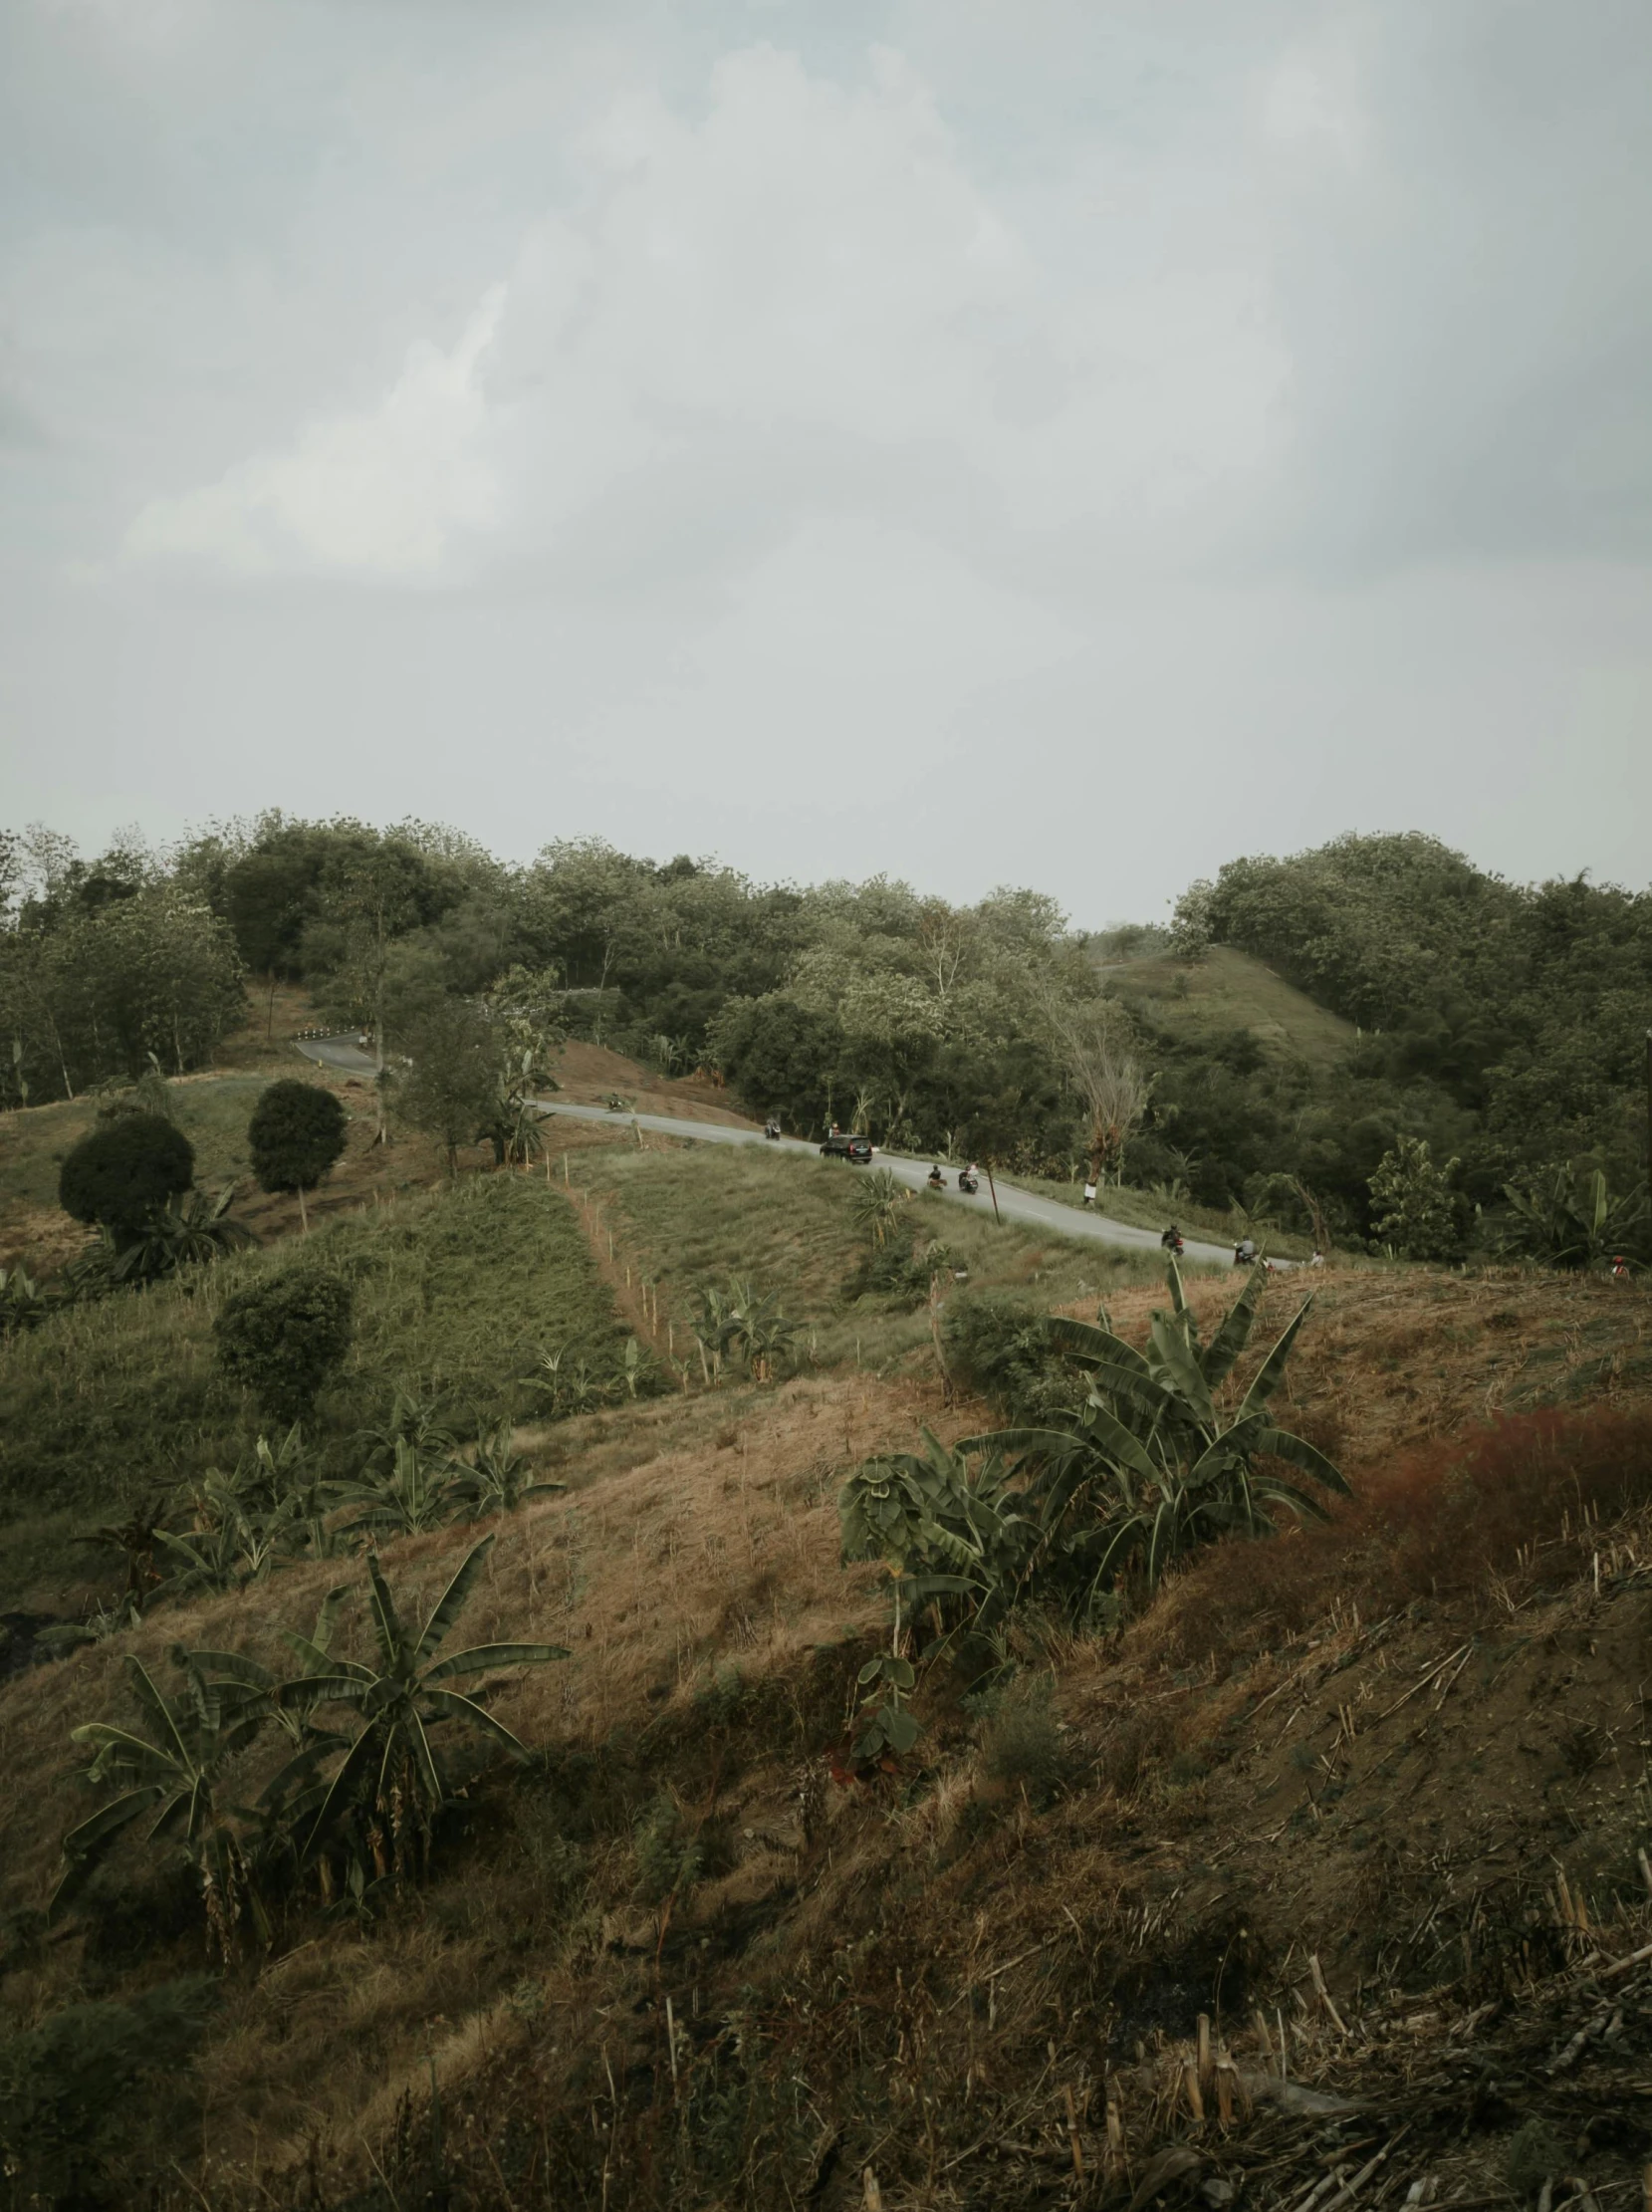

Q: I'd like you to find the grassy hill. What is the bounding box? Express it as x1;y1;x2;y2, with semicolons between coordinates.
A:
1100;941;1358;1068
3;1250;1651;2207
9;1011;1652;2210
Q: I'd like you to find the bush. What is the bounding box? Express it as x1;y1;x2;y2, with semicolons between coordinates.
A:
58;1112;194;1241
247;1081;350;1206
941;1292;1083;1423
214;1268;354;1422
978;1685;1069;1807
0;1977;216;2205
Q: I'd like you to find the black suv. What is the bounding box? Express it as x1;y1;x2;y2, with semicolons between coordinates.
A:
819;1131;873;1163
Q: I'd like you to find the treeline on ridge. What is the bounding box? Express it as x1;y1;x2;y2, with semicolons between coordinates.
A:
2;816;1649;1263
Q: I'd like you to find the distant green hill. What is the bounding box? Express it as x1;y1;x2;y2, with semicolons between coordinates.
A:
1098;943;1357;1071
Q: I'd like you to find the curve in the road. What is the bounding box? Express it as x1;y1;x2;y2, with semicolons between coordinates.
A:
295;1036;1245;1268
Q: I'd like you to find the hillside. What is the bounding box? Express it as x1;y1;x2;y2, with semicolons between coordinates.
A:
1100;943;1359;1071
4;1176;1652;2205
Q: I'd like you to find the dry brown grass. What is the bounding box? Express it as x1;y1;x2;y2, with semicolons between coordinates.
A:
7;1260;1652;2209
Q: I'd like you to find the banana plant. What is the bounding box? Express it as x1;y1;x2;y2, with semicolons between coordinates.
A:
964;1260;1348;1601
532;1342;612;1417
275;1534;568;1879
49;1652;272;1950
840;1429;1036;1647
333;1435;464;1539
700;1278;800;1382
453;1421;567;1519
1500;1164;1647;1270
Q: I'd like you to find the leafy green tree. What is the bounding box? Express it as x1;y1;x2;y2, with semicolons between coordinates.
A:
1368;1135;1463;1260
59;1112;194;1242
708;993;846;1129
214;1269;354;1424
247;1079;350;1231
391;995;500;1172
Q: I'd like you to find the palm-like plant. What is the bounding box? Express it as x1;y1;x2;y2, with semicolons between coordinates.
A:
334;1435;464;1539
968;1261;1346;1599
849;1167;906;1250
1499;1164;1647;1270
111;1186;256;1285
275;1535;567;1878
0;1263;50;1336
454;1421;567;1519
49;1653;271;1951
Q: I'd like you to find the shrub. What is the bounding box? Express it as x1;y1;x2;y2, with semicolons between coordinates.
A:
941;1292;1083;1423
0;1978;216;2205
978;1685;1069;1807
214;1268;354;1422
58;1112;194;1242
247;1080;350;1228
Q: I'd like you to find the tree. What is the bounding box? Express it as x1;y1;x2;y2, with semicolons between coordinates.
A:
59;1113;194;1242
318;839;427;1143
247;1080;350;1232
48;1652;270;1949
391;996;499;1173
1041;993;1150;1185
214;1270;354;1424
277;1536;567;1880
1368;1136;1463;1261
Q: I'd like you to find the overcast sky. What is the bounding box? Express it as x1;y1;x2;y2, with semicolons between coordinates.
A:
3;0;1650;926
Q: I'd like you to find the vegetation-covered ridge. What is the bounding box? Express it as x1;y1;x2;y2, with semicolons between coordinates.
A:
7;816;1651;1269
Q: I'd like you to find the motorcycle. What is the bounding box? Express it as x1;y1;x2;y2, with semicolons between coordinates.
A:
957;1171;980;1196
764;1119;782;1141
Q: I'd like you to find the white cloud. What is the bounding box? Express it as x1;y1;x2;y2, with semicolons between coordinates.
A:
125;285;504;578
121;41;1286;587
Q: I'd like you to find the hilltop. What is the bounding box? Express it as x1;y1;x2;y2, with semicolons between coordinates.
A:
1099;943;1359;1071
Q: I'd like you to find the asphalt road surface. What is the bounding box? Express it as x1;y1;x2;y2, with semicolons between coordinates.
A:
296;1036;1243;1268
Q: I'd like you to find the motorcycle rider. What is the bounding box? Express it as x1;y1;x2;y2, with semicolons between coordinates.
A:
1160;1223;1185;1256
927;1163;946;1189
958;1163;980;1194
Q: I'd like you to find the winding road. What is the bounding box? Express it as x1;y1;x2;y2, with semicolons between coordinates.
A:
297;1037;1242;1268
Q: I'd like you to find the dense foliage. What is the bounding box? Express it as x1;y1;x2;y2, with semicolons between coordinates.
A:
214;1268;354;1422
247;1080;350;1203
1166;832;1652;1252
10;814;1651;1262
58;1112;195;1240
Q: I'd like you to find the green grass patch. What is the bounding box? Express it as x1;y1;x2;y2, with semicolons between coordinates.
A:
1101;943;1357;1071
566;1140;1212;1374
0;1175;624;1592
